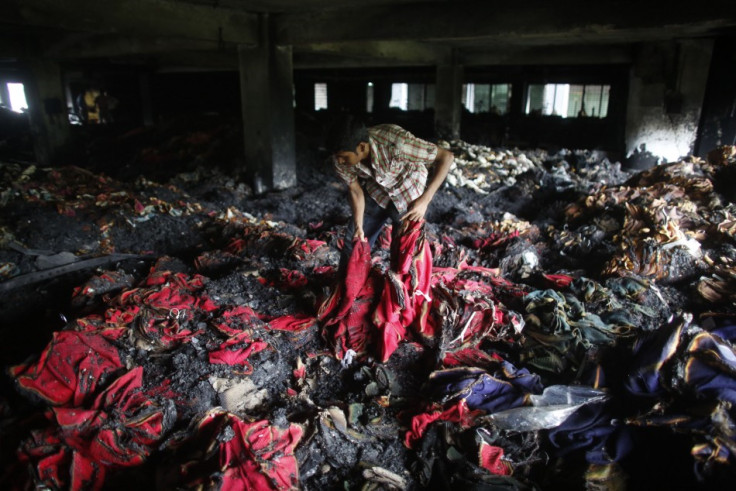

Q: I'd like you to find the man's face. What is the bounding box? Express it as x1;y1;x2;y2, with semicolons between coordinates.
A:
334;142;369;166
334;150;361;166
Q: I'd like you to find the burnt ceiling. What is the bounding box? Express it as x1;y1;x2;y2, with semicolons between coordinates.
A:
2;0;736;69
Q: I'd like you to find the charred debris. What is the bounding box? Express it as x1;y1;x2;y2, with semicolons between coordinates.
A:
1;120;736;490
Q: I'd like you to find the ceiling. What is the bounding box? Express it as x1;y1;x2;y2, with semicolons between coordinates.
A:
2;0;736;69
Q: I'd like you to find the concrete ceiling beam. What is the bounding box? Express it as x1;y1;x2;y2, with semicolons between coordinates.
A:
6;0;259;46
275;1;736;45
294;40;452;68
43;32;234;60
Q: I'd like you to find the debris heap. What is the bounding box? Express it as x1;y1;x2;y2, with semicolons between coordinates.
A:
1;140;735;490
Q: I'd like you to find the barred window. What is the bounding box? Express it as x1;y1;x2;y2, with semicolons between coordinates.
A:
525;84;610;118
314;83;328;111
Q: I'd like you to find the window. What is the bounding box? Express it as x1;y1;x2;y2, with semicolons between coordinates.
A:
389;83;435;111
366;82;374;113
7;83;28;113
525;83;610;118
314;83;327;111
389;83;408;110
462;83;512;114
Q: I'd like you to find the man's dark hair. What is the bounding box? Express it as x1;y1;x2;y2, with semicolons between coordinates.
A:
325;114;369;154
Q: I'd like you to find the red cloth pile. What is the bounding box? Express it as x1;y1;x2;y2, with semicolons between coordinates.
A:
319;220;434;362
174;408;303;490
373;220;434;361
17;367;172;489
106;265;218;349
10;330;124;407
317;239;377;360
427;264;526;368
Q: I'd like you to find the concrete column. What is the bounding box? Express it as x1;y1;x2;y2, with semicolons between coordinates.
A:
625;40;714;164
238;13;296;192
434;62;463;140
25;60;71;165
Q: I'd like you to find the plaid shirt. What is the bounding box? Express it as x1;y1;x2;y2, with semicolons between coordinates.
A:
334;124;438;212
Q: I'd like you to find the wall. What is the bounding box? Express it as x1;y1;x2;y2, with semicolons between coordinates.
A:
625;40;714;163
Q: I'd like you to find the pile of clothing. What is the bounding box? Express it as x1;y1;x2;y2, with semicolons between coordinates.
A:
1;145;736;489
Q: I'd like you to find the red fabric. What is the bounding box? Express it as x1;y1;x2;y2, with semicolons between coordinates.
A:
443;347;505;369
471;230;519;250
213;305;265;336
479;441;511;475
19;367;168;489
107;268;217;349
373;220;433;361
10;330;123;407
378;225;393;250
404;400;481;448
283;268;308;289
267;314;316;333
295;239;327;255
209;333;269;370
186;409;303;490
52;367;165;467
543;273;575;288
318;240;377;360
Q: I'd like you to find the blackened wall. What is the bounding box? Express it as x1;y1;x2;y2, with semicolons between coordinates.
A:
696;37;736;155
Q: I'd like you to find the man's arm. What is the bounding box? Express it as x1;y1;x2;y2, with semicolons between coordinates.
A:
348;180;367;241
402;147;454;223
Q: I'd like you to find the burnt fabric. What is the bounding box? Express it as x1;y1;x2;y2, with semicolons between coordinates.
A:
428;364;543;414
372;220;433;361
547;401;633;465
208;331;269;371
404;400;482;448
625;317;736;401
18;367;171;489
318;239;377;360
178;408;303;490
430;274;521;364
10;330;123;407
107;268;218;349
213;305;267;336
478;441;512;476
623;316;736;472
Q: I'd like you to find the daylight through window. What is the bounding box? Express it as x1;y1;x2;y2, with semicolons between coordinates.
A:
525;84;610;118
7;83;28;113
314;83;328;111
462;83;512;114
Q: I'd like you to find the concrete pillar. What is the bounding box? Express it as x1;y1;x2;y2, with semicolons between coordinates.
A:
434;62;463;140
238;13;297;192
25;60;71;165
625;40;714;164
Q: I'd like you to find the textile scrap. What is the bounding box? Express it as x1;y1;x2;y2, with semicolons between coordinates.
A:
373;220;433;361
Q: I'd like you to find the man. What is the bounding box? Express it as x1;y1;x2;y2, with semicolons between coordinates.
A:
327;116;454;266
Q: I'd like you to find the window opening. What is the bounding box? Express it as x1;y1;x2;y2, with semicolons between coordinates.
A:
7;83;28;113
314;83;328;111
389;83;408;110
525;83;610;118
463;83;512;114
366;82;374;113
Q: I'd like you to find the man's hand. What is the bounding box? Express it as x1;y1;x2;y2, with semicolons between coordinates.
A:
353;226;366;241
399;147;453;232
401;196;429;231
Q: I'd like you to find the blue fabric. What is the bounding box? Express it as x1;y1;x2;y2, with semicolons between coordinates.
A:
429;363;543;414
547;401;634;464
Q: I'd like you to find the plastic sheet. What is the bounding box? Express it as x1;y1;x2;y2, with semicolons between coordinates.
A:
488;385;608;431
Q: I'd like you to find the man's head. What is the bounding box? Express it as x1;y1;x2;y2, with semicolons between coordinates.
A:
326;114;370;166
